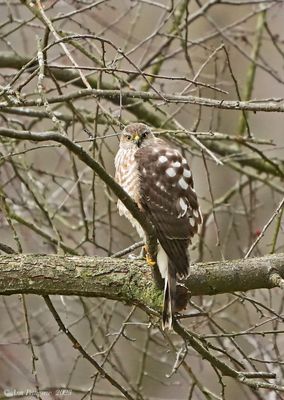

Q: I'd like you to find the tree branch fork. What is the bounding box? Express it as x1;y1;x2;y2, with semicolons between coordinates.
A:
1;253;283;312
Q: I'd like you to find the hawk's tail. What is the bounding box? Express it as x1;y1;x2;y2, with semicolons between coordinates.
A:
162;269;176;330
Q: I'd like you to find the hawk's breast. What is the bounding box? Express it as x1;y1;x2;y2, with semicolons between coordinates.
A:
115;147;144;238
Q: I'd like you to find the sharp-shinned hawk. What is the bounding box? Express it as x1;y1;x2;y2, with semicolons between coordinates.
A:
115;123;202;329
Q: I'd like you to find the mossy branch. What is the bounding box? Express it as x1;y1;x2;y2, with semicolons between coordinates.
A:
0;253;283;312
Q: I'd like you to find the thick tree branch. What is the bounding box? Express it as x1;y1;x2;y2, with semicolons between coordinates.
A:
3;85;284;114
0;253;283;311
1;52;284;112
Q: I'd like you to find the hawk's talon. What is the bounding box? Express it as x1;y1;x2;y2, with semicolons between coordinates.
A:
146;253;156;267
142;245;156;267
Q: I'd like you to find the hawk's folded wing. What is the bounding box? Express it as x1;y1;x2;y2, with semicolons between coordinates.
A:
135;139;202;278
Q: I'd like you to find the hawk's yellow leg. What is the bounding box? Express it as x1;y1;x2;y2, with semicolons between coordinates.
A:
143;245;156;267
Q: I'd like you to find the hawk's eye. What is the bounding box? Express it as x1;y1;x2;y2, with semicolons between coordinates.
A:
141;130;148;139
126;135;131;140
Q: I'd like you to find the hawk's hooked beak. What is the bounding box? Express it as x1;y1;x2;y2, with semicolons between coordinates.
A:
133;134;142;147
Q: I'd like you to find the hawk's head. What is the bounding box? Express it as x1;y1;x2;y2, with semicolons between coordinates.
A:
120;123;154;149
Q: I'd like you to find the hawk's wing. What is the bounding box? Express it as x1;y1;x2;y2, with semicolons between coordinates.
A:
135;139;202;278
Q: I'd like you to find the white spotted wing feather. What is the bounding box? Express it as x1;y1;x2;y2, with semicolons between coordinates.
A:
135;138;202;279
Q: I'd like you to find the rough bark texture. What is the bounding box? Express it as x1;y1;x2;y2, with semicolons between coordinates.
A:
0;254;283;312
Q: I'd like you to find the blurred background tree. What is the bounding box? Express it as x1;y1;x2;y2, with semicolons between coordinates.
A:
0;0;283;399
